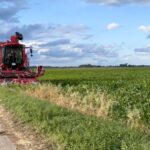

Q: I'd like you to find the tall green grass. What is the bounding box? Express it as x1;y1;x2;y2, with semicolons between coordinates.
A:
0;87;150;150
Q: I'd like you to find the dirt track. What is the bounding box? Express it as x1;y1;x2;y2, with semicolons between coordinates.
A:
0;105;52;150
0;123;16;150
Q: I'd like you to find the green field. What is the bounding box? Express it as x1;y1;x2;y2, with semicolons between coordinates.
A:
40;68;150;125
0;67;150;149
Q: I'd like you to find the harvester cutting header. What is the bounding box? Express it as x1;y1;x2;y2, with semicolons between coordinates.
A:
0;32;44;83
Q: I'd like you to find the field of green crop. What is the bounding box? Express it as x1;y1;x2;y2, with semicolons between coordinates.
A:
0;67;150;149
40;68;150;125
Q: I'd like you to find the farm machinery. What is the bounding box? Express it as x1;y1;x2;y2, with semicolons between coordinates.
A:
0;32;44;84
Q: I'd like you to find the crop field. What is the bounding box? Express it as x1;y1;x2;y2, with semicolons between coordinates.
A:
0;67;150;149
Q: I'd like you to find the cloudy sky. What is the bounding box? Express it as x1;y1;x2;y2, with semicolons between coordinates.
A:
1;0;150;66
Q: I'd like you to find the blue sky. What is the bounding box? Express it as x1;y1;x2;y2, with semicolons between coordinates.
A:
1;0;150;66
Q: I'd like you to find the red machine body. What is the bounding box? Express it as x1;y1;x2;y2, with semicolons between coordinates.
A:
0;32;44;83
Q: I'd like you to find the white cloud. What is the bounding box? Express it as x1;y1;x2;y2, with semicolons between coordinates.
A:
87;0;121;5
85;0;150;6
138;25;150;33
135;44;150;53
0;23;117;66
106;23;120;30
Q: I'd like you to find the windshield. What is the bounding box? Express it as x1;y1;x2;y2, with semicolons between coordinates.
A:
3;45;23;65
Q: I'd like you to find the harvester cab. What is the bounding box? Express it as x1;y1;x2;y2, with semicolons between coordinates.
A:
0;32;44;83
4;44;23;70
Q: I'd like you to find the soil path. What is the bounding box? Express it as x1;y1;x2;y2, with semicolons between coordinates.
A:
0;123;16;150
0;105;52;150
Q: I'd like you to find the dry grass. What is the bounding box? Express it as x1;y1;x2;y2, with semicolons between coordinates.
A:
96;93;113;118
127;108;149;132
127;109;141;129
24;84;113;119
24;84;150;132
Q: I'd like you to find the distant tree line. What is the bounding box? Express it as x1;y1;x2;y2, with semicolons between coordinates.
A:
31;63;150;68
79;63;150;68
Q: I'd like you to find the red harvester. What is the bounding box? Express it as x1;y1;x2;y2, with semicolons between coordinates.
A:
0;32;44;84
